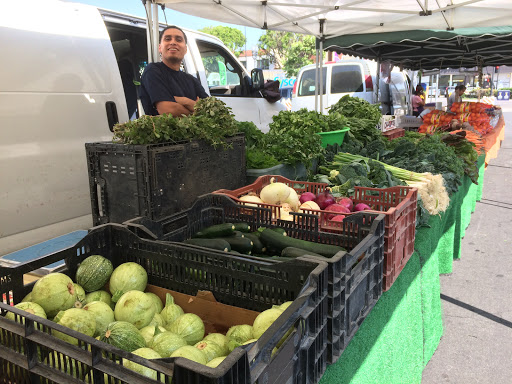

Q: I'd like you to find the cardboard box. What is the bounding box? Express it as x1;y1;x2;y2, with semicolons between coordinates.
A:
145;284;260;335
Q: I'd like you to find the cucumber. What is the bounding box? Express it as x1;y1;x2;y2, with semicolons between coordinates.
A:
259;228;345;258
233;222;251;233
184;238;231;252
281;247;323;258
242;233;267;254
213;237;253;254
193;223;235;238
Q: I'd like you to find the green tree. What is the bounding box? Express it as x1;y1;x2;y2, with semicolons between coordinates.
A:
199;26;246;56
259;32;316;77
282;35;316;77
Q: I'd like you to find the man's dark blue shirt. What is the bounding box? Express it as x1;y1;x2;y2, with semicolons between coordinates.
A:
140;62;208;116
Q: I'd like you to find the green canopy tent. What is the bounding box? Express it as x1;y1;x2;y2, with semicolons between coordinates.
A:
322;26;512;70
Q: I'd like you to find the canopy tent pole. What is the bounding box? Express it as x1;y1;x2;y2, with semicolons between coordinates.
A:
478;61;483;101
319;19;325;113
435;73;439;107
319;39;324;113
314;48;319;112
151;2;160;63
375;57;381;103
145;1;154;63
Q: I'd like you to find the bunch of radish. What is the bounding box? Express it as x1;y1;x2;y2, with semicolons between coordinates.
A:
299;189;371;223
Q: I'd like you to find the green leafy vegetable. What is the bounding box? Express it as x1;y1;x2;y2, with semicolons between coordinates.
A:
113;97;239;148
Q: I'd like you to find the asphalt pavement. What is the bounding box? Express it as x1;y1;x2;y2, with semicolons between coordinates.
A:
421;100;512;383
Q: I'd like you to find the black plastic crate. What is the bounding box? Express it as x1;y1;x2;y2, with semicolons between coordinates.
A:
86;134;246;225
124;194;385;365
0;224;327;384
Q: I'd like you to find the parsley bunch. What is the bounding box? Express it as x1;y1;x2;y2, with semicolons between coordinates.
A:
113;97;239;148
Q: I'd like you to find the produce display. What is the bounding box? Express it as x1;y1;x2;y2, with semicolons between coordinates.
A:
419;102;496;135
3;255;295;381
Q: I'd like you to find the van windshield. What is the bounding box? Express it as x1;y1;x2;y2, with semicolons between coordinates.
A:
331;65;364;93
298;68;326;96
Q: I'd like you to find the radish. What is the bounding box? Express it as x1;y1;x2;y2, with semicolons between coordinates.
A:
338;197;354;212
354;203;371;212
299;192;316;204
324;204;351;220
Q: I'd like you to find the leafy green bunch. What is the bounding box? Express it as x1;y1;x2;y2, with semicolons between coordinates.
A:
237;121;279;169
440;132;479;185
328;95;381;125
381;134;465;194
315;158;404;196
265;109;325;169
113;97;239;148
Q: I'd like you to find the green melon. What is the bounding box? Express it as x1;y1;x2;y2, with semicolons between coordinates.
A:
83;301;115;337
52;308;96;346
100;321;146;353
76;255;113;293
170;345;207;365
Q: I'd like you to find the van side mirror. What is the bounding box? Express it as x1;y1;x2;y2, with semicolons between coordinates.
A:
251;68;265;92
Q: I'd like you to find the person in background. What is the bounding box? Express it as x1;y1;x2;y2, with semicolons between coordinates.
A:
411;87;426;117
140;26;208;117
415;85;426;101
447;85;466;111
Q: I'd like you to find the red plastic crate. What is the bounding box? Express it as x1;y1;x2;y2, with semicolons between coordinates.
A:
214;175;417;291
382;127;405;140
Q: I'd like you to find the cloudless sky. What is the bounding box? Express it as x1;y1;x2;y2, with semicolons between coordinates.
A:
72;0;264;50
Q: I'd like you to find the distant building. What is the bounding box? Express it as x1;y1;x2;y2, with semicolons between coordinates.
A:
238;50;273;71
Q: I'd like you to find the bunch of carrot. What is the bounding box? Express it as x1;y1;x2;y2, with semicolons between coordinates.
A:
449;130;484;154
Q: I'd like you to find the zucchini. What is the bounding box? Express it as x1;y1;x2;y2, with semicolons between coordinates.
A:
184;238;231;252
242;233;267;254
213;237;253;254
259;228;345;258
233;222;251;233
271;228;287;236
232;231;244;238
281;247;323;258
193;223;235;238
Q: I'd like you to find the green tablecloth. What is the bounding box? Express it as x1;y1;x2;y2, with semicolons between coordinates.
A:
320;155;485;384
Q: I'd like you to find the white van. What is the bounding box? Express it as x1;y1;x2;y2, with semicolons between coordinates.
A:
0;1;283;256
291;60;376;113
291;60;412;115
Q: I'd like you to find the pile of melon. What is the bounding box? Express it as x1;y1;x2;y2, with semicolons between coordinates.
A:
4;255;291;380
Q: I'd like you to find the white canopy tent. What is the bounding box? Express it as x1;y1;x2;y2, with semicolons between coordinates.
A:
145;0;512;110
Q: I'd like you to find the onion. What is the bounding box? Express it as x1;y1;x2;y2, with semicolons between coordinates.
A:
284;188;300;211
330;215;345;222
260;178;291;205
239;193;264;207
354;203;372;212
299;201;320;212
315;190;335;210
324;204;351;220
299;192;316;204
338;197;354;212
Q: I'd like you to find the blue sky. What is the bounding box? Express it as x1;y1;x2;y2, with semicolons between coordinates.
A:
73;0;264;50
